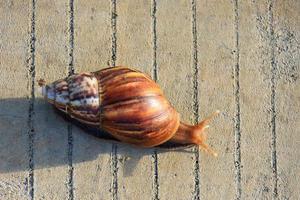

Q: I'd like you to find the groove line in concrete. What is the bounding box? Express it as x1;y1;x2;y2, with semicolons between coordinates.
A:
27;0;36;199
151;1;159;200
111;0;117;67
267;0;278;198
111;0;118;199
152;0;158;81
68;0;75;75
233;0;242;199
67;0;75;199
191;0;200;199
111;144;118;200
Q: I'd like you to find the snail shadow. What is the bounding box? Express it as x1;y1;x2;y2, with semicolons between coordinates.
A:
0;98;195;176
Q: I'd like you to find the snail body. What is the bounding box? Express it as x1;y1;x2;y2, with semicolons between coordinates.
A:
41;66;218;155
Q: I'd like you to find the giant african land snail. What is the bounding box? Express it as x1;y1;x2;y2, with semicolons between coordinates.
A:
39;66;219;156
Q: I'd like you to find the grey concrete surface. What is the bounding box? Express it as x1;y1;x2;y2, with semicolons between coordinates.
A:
0;1;31;199
0;0;299;200
197;1;236;199
239;2;274;199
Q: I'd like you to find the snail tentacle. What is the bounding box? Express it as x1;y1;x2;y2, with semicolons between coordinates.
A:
169;110;220;156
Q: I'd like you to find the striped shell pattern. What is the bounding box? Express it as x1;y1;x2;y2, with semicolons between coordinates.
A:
43;67;180;147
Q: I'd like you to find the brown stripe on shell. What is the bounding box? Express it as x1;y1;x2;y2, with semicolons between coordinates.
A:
101;82;162;106
55;102;68;112
68;106;100;121
133;108;179;140
67;73;100;123
54;78;69;106
96;66;133;76
100;71;146;87
100;76;154;94
100;106;174;136
68;110;100;126
104;111;180;147
101;95;170;124
94;67;133;84
68;74;98;99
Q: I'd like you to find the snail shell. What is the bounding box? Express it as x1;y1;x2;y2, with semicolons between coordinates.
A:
41;67;218;155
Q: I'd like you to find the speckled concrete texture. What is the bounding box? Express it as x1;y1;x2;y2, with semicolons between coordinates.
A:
0;0;299;200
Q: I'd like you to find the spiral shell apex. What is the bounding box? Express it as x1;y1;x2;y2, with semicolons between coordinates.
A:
42;67;180;147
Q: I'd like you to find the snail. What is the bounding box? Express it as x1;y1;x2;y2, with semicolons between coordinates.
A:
39;66;219;156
